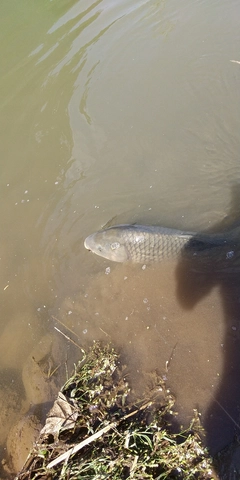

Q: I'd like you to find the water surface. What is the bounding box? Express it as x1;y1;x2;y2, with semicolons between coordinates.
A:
1;0;240;474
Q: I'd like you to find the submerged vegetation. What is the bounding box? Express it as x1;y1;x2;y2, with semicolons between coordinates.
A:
16;342;215;480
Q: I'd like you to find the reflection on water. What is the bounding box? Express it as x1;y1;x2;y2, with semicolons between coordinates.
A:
0;0;240;475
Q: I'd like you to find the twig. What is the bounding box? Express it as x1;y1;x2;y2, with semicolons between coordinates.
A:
52;316;80;339
165;342;177;373
130;455;139;477
47;401;152;470
213;396;240;430
54;327;83;350
99;327;110;337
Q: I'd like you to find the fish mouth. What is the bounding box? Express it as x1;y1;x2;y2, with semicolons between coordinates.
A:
84;237;91;251
84;234;97;252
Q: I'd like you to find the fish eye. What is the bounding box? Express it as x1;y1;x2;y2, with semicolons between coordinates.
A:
111;242;120;250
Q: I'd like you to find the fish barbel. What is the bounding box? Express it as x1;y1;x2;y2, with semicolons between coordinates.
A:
84;224;240;266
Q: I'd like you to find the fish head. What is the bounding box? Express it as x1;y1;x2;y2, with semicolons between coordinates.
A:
84;227;129;262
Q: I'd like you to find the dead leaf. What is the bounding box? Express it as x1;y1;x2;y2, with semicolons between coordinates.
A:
40;392;79;439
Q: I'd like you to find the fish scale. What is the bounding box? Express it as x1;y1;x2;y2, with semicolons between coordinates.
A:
122;229;191;263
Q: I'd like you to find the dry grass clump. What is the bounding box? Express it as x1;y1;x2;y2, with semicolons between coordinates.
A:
16;342;215;480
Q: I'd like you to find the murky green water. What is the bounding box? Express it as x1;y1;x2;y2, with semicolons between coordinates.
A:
1;0;240;475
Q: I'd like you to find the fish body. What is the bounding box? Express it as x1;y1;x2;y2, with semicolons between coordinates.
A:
84;224;195;263
84;223;238;265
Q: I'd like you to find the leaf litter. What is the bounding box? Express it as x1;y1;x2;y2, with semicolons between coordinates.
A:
15;342;217;480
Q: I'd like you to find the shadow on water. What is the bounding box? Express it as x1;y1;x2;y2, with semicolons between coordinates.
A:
175;184;240;456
